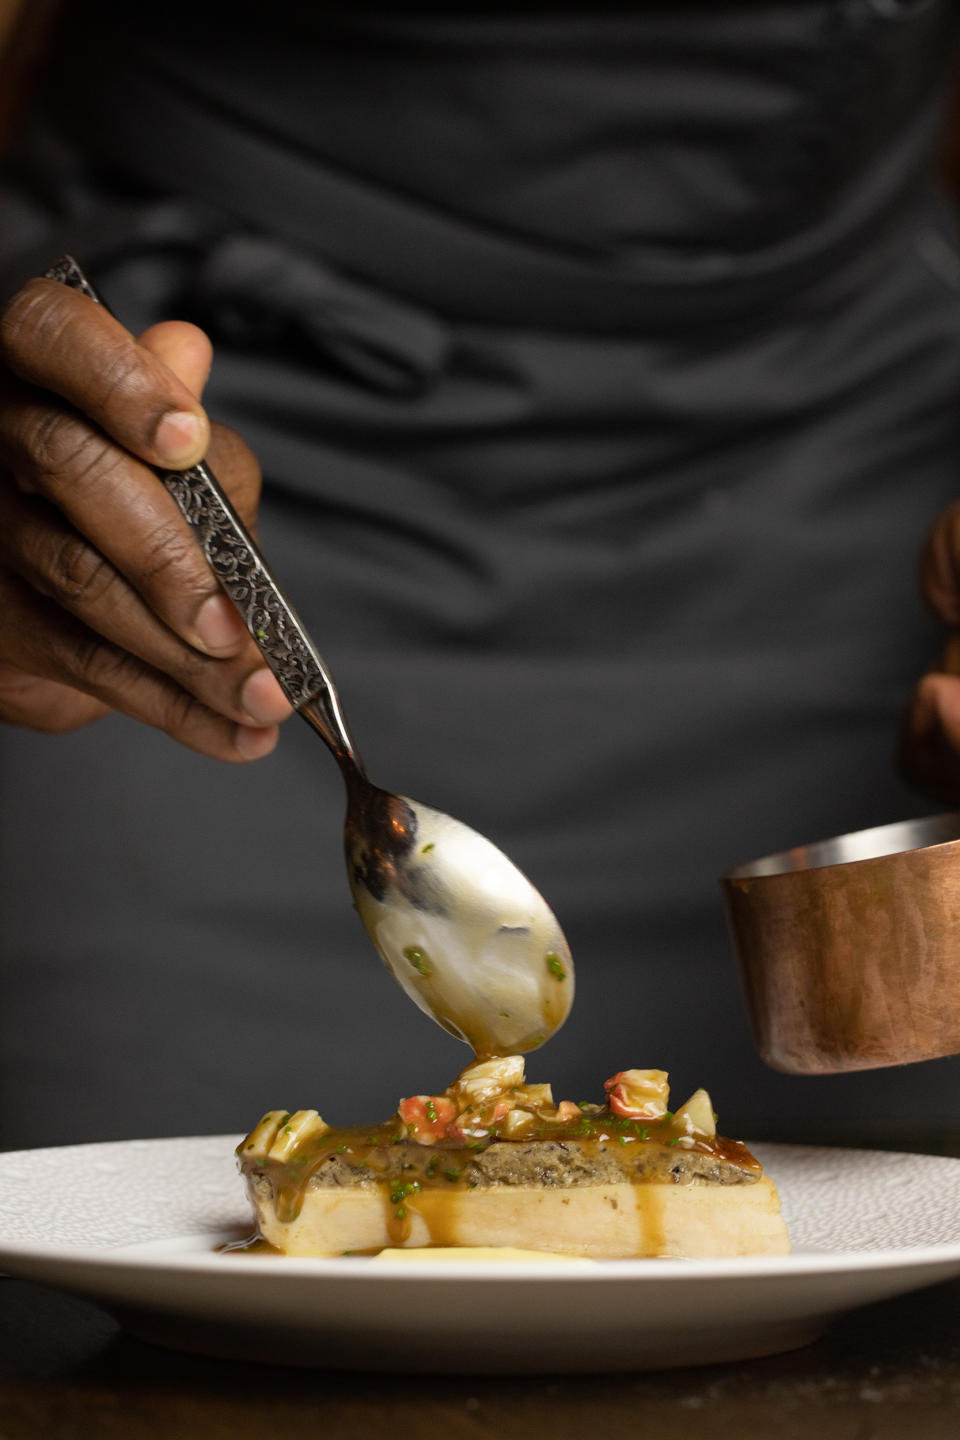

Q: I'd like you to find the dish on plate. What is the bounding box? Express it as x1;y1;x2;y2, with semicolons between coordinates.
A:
2;1136;959;1372
238;1057;789;1259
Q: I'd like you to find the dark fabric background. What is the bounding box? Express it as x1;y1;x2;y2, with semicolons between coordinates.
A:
3;1;960;1150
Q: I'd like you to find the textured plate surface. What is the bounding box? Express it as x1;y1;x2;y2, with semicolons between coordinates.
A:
2;1137;960;1373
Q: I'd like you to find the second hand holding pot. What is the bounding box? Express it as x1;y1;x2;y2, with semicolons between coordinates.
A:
46;256;574;1061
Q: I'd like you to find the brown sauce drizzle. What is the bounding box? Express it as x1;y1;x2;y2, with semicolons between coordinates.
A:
237;1108;760;1249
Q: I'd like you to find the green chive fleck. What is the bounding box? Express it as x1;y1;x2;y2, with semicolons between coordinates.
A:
421;842;435;854
545;952;567;981
403;945;432;977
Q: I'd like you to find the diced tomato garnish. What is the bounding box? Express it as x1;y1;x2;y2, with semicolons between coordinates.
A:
397;1094;458;1143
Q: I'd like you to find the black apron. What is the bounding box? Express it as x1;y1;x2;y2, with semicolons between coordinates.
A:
2;1;960;1148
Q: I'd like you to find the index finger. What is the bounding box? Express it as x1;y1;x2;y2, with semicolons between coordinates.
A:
0;277;209;470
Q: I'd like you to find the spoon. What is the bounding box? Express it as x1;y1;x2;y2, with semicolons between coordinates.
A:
46;255;574;1058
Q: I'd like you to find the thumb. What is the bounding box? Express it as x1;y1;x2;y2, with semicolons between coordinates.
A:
137;320;214;403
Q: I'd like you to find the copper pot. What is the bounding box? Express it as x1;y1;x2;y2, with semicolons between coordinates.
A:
721;813;960;1074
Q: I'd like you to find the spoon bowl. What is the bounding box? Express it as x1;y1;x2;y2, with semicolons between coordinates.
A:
300;695;574;1056
341;774;573;1056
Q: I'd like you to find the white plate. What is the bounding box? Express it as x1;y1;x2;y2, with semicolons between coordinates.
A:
2;1136;960;1374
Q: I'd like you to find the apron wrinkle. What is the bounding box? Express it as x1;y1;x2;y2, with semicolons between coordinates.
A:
4;2;960;1145
191;234;450;395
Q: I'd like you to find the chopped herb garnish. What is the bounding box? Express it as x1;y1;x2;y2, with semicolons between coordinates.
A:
421;842;435;854
500;1011;511;1018
403;945;432;977
443;1168;462;1182
390;1181;423;1204
245;1143;254;1150
256;629;267;640
545;952;567;981
336;1144;347;1153
284;1126;291;1134
394;1206;406;1220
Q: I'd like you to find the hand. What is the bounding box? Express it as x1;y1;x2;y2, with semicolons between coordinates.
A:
899;500;960;802
0;276;292;760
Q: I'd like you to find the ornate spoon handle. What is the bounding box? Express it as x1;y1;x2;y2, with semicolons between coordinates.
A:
44;254;359;762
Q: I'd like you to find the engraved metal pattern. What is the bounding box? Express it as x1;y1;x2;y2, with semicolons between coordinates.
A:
42;255;334;714
160;463;326;707
43;254;99;302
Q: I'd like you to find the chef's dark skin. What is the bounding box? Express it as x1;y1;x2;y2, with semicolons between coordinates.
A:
0;277;291;760
1;274;960;798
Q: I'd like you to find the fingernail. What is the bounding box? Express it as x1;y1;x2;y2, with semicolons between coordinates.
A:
241;667;293;725
155;409;205;465
194;594;246;654
234;724;280;761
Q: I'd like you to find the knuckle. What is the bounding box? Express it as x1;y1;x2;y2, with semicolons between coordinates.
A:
138;517;204;591
157;682;206;741
72;634;138;693
92;336;145;410
44;533;118;610
0;279;64;367
25;406;120;494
